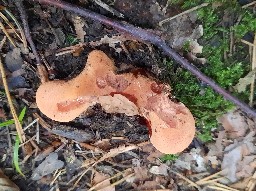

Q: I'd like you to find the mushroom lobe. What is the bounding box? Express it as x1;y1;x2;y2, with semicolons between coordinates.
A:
36;50;195;154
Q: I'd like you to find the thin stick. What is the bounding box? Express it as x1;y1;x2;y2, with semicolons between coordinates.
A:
169;170;200;189
242;1;256;8
97;173;135;191
196;171;224;184
249;33;256;106
212;182;240;191
93;0;124;18
15;0;41;66
0;21;16;47
29;0;256;118
197;177;226;185
88;168;132;191
3;8;28;51
0;37;25;143
23;118;39;131
159;3;209;26
207;185;234;191
0;12;23;41
241;39;256;48
15;0;48;83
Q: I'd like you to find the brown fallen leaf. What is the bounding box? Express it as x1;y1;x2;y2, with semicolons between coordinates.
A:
0;169;20;191
92;171;115;191
133;167;149;181
0;108;6;119
141;144;163;163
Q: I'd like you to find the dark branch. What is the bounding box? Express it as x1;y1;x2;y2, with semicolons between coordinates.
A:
29;0;256;118
15;0;41;66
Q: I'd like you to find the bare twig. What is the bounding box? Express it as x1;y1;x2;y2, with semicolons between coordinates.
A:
169;169;200;189
241;39;256;48
159;3;210;26
242;1;256;8
88;168;132;191
15;0;48;83
3;7;28;51
15;0;40;66
29;0;256;118
249;33;256;106
98;173;135;191
93;0;124;18
0;20;16;47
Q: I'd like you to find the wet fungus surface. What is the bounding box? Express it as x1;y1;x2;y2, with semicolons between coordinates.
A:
36;50;195;154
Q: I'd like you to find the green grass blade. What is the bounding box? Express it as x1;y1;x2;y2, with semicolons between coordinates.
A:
13;135;25;177
0;106;27;128
0;119;15;127
18;106;26;122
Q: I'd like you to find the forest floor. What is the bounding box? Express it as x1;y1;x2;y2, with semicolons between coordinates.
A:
0;0;256;191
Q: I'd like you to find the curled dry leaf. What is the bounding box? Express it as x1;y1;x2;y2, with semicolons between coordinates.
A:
0;169;20;191
36;50;195;154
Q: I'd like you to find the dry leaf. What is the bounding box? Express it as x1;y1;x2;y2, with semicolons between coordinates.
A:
89;35;131;53
0;169;20;191
141;144;164;163
218;110;248;139
134;167;149;181
0;108;6;119
234;69;256;93
5;48;23;72
229;177;251;190
174;148;206;173
221;132;256;182
93;139;112;151
149;164;168;176
236;156;256;179
31;152;64;180
189;40;203;54
136;180;160;190
72;16;86;43
92;171;115;191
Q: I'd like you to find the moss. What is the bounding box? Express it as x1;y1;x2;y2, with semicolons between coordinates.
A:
160;154;179;162
164;0;254;142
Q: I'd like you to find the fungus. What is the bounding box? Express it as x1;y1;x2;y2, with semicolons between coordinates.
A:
36;50;195;154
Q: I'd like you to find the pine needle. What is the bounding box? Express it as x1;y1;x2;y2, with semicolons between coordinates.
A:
0;21;16;47
3;8;28;51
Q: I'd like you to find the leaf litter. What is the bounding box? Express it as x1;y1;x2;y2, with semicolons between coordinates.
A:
0;0;255;191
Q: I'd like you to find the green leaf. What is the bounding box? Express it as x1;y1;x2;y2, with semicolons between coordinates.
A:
13;135;25;177
0;106;27;128
18;106;26;122
0;119;15;127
